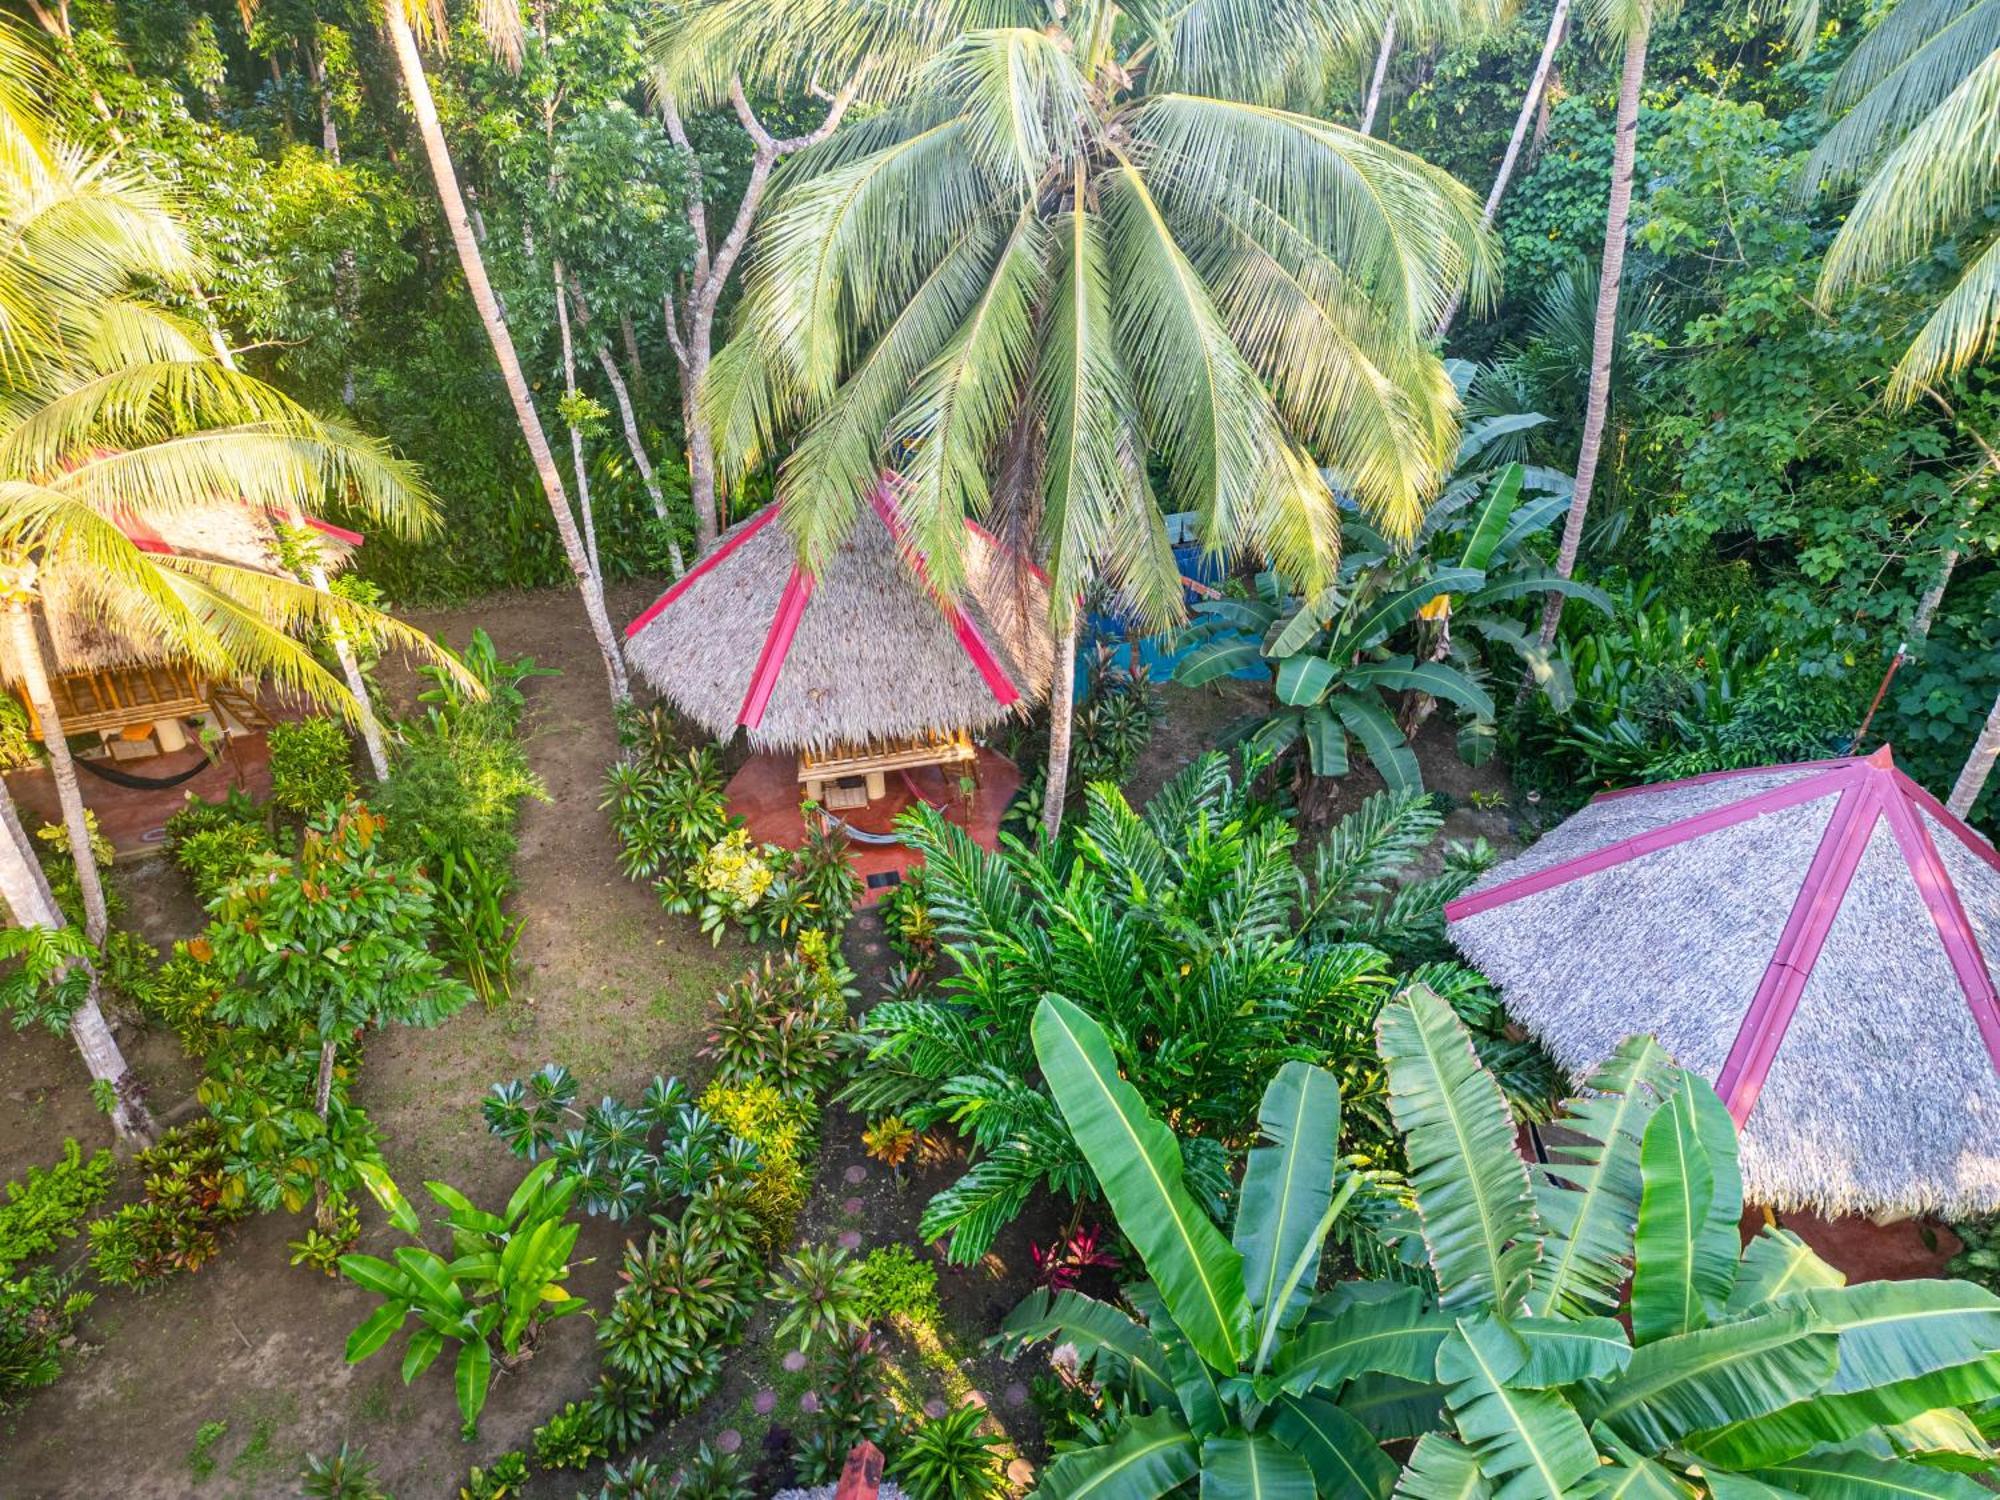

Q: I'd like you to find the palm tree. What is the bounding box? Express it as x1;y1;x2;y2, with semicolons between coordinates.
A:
0;761;151;1142
1807;0;2000;408
379;0;629;704
1534;0;1677;649
664;1;1494;837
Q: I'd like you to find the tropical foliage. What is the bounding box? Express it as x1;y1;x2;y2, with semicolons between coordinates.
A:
846;751;1532;1263
1005;987;2000;1498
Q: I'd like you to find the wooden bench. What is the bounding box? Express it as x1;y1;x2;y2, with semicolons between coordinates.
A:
799;731;977;807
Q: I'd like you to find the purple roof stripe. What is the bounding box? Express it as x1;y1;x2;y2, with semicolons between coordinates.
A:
1880;786;2000;1075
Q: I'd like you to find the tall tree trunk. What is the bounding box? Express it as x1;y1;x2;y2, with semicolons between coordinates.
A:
1359;13;1397;135
1041;613;1080;843
314;1037;337;1118
1537;23;1647;651
618;311;645;401
551;260;604;586
660;81;856;555
383;0;629;703
9;606;108;946
1435;0;1573;340
573;287;685;573
312;44;362;410
0;786;153;1143
1950;693;2000;818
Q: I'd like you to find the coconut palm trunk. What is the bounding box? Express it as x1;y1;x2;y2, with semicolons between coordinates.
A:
1537;23;1647;650
570;282;684;572
382;0;629;703
552;259;605;586
1041;613;1080;844
1435;0;1572;340
7;603;108;945
1359;14;1397;135
0;783;153;1143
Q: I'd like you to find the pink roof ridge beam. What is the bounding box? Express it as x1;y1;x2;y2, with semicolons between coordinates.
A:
1444;747;2000;1125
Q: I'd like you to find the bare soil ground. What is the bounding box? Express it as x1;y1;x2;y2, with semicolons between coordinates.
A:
0;589;1519;1499
0;582;750;1499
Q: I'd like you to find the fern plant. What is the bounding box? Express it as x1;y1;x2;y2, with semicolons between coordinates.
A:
846;752;1525;1263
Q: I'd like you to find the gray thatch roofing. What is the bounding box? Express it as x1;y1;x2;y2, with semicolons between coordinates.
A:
624;495;1053;754
1447;751;2000;1220
0;505;357;686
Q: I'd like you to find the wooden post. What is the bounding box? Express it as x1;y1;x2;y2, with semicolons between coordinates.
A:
834;1440;884;1500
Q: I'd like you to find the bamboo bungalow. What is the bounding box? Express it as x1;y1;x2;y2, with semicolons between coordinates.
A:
623;485;1053;892
1446;748;2000;1232
0;504;360;838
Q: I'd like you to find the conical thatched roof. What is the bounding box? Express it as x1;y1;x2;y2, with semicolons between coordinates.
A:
1447;749;2000;1220
0;505;360;686
624;488;1053;754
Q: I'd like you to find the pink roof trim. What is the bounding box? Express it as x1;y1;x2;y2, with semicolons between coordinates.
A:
1713;780;1876;1121
624;504;780;640
1448;748;2000;1125
303;516;364;547
1589;757;1856;804
738;564;815;729
867;485;1020;708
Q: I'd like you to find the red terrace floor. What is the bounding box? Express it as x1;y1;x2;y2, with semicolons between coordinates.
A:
725;747;1021;907
5;733;274;859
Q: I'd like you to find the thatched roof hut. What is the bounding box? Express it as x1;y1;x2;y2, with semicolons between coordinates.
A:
1446;748;2000;1220
624;488;1053;754
0;504;359;687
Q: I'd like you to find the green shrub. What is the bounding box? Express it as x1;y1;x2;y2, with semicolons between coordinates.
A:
892;1403;1006;1500
35;812;118;926
697;1078;814;1255
0;696;38;772
698;937;853;1104
772;1243;868;1353
378;706;546;874
0;1139;114;1274
163;788;263;852
267;717;357;815
530;1401;609;1471
674;1441;753;1500
299;1443;388;1500
459;1451;528;1499
175;822;275;904
86;1121;246;1289
794;1328;902;1483
132;940;228;1057
597;1219;758;1418
855;1243;941;1327
0;1267;91;1411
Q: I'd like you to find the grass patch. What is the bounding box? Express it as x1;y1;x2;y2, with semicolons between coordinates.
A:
187;1420;227;1483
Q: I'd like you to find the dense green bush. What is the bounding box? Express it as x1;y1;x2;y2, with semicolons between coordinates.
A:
379;706;547;874
87;1121;247;1289
891;1403;1006;1500
163;788;264;852
855;1243;940;1326
0;1139;114;1273
697;934;854;1104
696;1078;815;1255
596;1215;759;1417
174;822;276;905
0;1268;92;1411
266;717;357;816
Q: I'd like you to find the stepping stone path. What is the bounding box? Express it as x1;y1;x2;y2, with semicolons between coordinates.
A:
716;1429;742;1455
842;1196;864;1215
836;1229;863;1251
843;1164;868;1185
799;1391;821;1415
923;1399;947;1420
753;1389;778;1415
1008;1460;1037;1488
1004;1383;1029;1408
781;1350;808;1373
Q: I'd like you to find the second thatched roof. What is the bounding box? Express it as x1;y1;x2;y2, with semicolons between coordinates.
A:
1446;749;2000;1220
0;505;360;688
624;487;1053;754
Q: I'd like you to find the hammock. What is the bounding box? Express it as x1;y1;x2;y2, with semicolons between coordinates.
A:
77;754;216;792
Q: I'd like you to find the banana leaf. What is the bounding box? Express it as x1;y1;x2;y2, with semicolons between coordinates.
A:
1039;1409;1201;1499
1437;1313;1602;1500
1270;1393;1399;1499
1200;1433;1315;1500
1336;695;1421;794
1033;995;1250;1374
1237;1061;1344;1351
1630;1071;1740;1344
1456;464;1525;572
1393;1433;1492;1500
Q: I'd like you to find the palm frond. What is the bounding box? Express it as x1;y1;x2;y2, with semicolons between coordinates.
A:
888;204;1049;595
1138;0;1385;105
1802;0;2000;190
649;0;1037;108
1884;231;2000;404
931;27;1094;193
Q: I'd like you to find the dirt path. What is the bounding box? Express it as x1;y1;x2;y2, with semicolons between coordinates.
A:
0;581;748;1499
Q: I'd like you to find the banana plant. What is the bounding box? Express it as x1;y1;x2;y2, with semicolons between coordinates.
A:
1003;988;2000;1498
1177;464;1608;787
339;1158;590;1437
